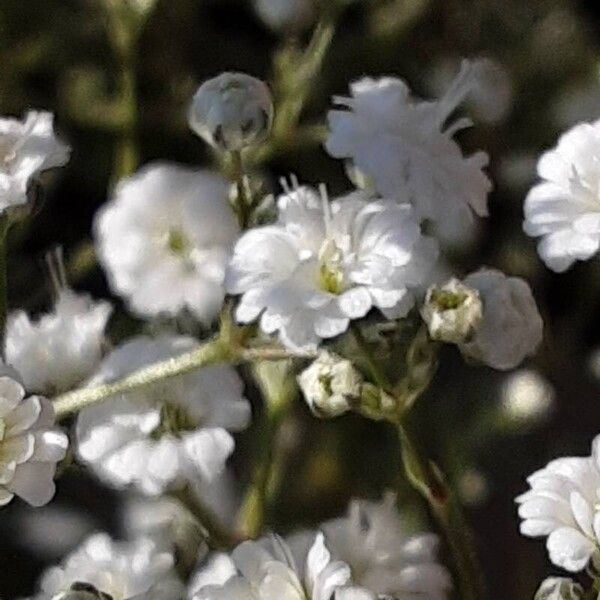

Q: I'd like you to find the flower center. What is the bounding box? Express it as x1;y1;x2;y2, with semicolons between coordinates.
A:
0;136;18;173
318;240;345;294
167;228;191;256
152;401;199;439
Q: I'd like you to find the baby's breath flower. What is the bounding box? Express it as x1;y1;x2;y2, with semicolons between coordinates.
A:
94;162;239;322
252;0;315;33
298;351;362;417
421;278;482;344
534;577;584;600
0;110;70;215
459;269;543;371
0;375;68;507
189;73;273;152
524;119;600;272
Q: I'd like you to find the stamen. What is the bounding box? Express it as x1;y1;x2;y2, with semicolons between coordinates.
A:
319;183;332;238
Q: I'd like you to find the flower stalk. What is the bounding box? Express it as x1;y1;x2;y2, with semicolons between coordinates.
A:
0;215;9;357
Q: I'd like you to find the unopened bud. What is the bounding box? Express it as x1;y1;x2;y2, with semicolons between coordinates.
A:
188;73;273;152
534;577;583;600
52;582;112;600
421;278;482;344
253;0;315;33
298;351;362;418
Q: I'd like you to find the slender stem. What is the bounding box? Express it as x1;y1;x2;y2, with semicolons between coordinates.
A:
52;337;305;419
397;422;486;600
0;216;9;358
237;361;297;538
172;485;238;551
350;322;391;390
230;150;249;228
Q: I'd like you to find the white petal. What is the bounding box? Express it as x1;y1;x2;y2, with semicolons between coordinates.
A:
546;527;596;572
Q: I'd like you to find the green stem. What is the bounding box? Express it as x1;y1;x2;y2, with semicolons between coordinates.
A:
397;422;486;600
0;216;9;358
172;485;238;550
350;322;391;390
231;150;249;228
237;361;297;538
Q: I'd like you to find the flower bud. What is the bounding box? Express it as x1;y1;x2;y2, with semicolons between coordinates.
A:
420;278;482;344
52;582;112;600
252;0;315;33
188;73;274;152
534;577;583;600
298;351;362;418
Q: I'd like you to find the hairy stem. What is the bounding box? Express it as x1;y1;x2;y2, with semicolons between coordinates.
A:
398;423;486;600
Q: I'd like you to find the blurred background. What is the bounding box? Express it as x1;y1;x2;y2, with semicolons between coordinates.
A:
0;0;599;598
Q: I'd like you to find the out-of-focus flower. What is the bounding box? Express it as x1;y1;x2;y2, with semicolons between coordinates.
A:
0;111;70;214
0;376;67;507
421;278;482;344
516;434;600;572
94;162;239;322
322;493;452;598
458;468;490;507
189;532;355;600
76;335;249;495
534;577;584;600
32;533;182;599
459;269;543;370
298;351;362;417
189;73;273;151
499;368;554;426
252;0;315;33
325;60;491;239
4;290;112;395
226;185;437;352
524;120;600;272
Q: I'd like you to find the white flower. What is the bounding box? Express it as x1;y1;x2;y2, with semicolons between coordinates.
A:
523;119;600;272
298;351;362;417
4;290;112;395
226;185;437;352
459;269;543;370
534;577;584;600
0;110;70;213
325;60;491;238
189;532;355;600
189;73;274;151
34;533;182;599
322;493;452;598
76;335;250;495
516;433;600;572
420;278;483;344
94;162;239;322
0;375;68;507
253;0;315;33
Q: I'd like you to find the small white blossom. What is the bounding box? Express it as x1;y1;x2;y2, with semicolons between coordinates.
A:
517;433;600;572
325;60;491;238
226;185;437;352
524;119;600;272
5;290;112;395
76;335;250;495
322;493;452;598
189;532;356;600
298;351;362;417
253;0;315;33
0;375;67;507
0;110;70;213
534;578;584;600
94;162;239;322
189;73;274;151
459;269;543;370
420;278;483;344
33;533;182;599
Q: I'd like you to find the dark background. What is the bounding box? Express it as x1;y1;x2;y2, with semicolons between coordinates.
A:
0;0;599;598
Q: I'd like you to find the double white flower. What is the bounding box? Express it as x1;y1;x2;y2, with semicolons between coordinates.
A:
524;119;600;272
0;375;67;507
76;335;250;495
226;185;437;352
326;60;491;239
